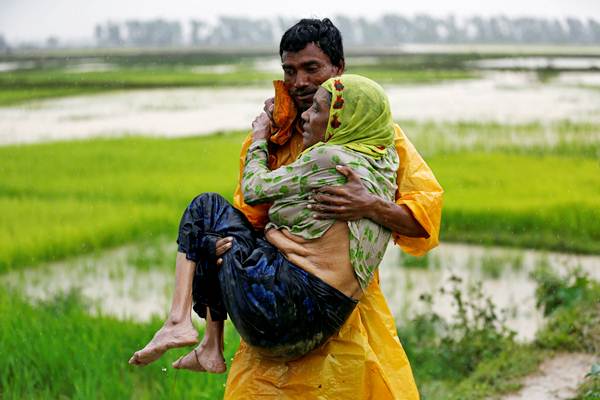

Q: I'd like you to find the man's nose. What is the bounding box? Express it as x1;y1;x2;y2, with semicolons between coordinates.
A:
294;71;309;89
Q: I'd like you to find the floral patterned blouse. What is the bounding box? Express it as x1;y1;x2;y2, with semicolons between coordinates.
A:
242;139;399;289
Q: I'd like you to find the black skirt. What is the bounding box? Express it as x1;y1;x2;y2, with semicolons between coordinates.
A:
176;192;358;359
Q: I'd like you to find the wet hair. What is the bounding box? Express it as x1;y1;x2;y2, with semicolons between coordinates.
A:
279;18;344;68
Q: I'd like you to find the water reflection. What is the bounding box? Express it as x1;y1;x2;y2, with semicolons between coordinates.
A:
380;243;600;341
2;71;600;146
2;241;599;341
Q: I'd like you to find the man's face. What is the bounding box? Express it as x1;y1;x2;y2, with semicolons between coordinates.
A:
281;42;344;111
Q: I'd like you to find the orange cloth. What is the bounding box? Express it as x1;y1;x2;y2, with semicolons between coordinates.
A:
226;80;443;399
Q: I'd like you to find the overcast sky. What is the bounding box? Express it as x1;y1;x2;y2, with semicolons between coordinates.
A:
1;0;599;42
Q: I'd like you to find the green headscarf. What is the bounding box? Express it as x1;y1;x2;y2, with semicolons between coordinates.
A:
303;74;395;158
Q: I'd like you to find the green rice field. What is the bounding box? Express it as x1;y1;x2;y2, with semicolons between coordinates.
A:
0;289;236;400
0;50;480;105
1;121;599;272
1;47;599;399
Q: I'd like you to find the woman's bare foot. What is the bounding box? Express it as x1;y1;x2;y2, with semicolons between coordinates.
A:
129;320;198;366
172;340;226;374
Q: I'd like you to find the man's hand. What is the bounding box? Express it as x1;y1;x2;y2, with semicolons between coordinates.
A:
252;112;271;141
308;166;376;221
311;165;430;237
215;237;233;266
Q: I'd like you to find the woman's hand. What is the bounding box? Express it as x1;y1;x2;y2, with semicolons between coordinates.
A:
252;112;271;141
263;97;276;127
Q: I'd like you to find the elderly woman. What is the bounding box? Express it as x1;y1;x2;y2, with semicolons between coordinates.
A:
129;74;399;371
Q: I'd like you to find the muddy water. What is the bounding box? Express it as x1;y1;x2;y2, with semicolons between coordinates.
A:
379;243;600;341
2;241;598;341
2;244;176;322
471;57;600;70
2;72;600;145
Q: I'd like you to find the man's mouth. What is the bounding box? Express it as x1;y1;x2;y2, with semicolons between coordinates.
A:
294;91;316;101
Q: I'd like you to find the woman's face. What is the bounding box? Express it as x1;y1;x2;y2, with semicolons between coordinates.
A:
300;87;331;149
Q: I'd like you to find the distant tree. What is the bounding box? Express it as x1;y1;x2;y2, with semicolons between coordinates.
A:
412;14;439;43
190;20;207;45
95;22;123;47
589;19;600;43
380;14;414;44
93;15;600;48
0;34;8;52
211;17;273;46
46;36;59;49
125;19;182;47
566;18;587;43
333;15;359;46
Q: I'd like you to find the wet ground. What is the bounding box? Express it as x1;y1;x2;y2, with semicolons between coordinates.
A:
501;353;596;400
2;71;600;145
3;240;598;342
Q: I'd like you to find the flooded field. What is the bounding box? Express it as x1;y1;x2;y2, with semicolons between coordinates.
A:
3;239;598;342
2;71;600;145
470;56;600;70
2;46;599;399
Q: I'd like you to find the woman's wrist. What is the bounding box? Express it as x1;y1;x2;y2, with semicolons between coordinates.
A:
252;131;270;142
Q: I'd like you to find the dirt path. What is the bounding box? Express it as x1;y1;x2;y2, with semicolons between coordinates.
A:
501;353;596;400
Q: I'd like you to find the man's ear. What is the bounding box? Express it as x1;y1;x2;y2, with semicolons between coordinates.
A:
335;59;345;75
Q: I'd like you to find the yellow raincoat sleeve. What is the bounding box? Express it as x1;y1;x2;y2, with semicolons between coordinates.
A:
392;125;444;256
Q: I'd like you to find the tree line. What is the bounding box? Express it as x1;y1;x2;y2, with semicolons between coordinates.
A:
93;15;600;48
2;14;600;52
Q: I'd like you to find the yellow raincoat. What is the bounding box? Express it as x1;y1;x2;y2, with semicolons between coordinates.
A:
226;81;443;399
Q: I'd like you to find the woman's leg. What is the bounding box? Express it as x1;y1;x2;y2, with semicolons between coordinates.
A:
129;193;255;367
172;307;226;373
128;252;200;365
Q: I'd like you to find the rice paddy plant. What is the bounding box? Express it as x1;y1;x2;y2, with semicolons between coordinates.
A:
479;255;504;279
431;152;600;254
0;87;106;106
0;63;476;106
0;133;245;272
0;288;239;399
399;252;430;269
125;236;176;271
0;68;277;105
400;120;600;158
401;268;600;399
1;133;598;272
575;364;600;400
398;275;544;400
346;67;476;84
0;68;277;90
478;251;525;278
532;267;600;353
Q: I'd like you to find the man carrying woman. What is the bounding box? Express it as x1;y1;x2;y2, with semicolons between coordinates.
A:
131;19;443;399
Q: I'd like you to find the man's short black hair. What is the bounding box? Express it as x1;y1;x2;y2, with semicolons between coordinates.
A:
279;18;344;67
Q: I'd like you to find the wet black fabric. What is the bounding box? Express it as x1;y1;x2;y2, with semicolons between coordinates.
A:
177;192;358;359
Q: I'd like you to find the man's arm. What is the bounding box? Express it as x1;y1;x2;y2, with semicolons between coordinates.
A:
310;166;428;237
311;125;443;255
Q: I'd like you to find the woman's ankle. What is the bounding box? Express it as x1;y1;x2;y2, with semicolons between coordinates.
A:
165;314;192;327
